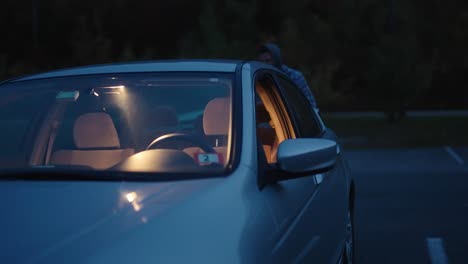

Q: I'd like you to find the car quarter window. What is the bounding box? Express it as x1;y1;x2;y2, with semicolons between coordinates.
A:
275;75;322;138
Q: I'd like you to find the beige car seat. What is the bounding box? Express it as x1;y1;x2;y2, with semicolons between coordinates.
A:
50;112;134;169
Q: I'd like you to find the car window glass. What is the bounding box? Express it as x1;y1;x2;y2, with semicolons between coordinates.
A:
0;92;53;168
276;75;321;137
0;73;234;174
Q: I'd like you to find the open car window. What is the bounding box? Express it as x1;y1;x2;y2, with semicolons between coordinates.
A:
255;74;296;164
0;73;234;174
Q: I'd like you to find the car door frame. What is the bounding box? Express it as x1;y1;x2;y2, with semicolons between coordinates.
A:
271;70;352;262
253;69;330;262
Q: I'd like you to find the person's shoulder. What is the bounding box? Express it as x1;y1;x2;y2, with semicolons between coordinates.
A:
282;65;305;79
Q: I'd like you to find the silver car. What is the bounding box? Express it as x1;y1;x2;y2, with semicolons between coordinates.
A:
0;60;355;264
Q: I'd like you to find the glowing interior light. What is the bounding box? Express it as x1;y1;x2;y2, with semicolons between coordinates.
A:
108;85;125;90
93;91;100;97
126;192;137;203
100;85;125;95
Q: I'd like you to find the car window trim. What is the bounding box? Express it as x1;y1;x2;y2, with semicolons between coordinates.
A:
228;63;244;173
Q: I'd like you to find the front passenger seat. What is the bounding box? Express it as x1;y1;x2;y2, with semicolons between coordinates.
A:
51;112;135;169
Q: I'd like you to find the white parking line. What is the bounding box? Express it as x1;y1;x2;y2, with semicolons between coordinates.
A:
444;146;465;165
427;237;449;264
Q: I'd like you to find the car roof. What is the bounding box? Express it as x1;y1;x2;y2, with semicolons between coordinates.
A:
5;60;245;83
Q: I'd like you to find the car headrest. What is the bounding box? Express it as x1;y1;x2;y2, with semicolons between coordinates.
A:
203;97;230;136
74;112;120;149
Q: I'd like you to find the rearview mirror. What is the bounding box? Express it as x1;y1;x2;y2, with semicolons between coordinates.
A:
276;138;337;176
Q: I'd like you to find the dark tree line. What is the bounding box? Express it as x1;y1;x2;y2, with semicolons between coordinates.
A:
1;0;467;111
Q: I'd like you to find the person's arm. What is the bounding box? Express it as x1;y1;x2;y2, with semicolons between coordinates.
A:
289;70;319;110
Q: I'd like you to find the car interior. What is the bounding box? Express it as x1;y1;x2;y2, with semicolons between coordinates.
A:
0;75;231;172
43;96;231;170
255;78;296;164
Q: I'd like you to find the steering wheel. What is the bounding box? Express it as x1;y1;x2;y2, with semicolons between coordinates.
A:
146;132;216;153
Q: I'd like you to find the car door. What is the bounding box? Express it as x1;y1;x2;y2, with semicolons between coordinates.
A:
254;72;323;262
274;73;350;263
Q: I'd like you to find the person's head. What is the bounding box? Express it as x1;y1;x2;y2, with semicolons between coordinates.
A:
257;51;274;65
257;42;283;69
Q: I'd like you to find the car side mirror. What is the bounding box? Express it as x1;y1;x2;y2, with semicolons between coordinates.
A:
272;138;337;181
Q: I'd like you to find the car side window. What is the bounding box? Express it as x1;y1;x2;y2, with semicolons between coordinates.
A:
254;74;296;164
276;75;322;138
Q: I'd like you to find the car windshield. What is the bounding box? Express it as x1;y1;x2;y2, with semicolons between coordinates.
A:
0;72;234;174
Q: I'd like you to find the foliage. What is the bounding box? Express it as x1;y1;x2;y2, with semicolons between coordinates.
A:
0;0;466;110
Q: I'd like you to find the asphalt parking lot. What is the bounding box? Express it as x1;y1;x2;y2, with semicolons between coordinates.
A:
345;146;468;264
